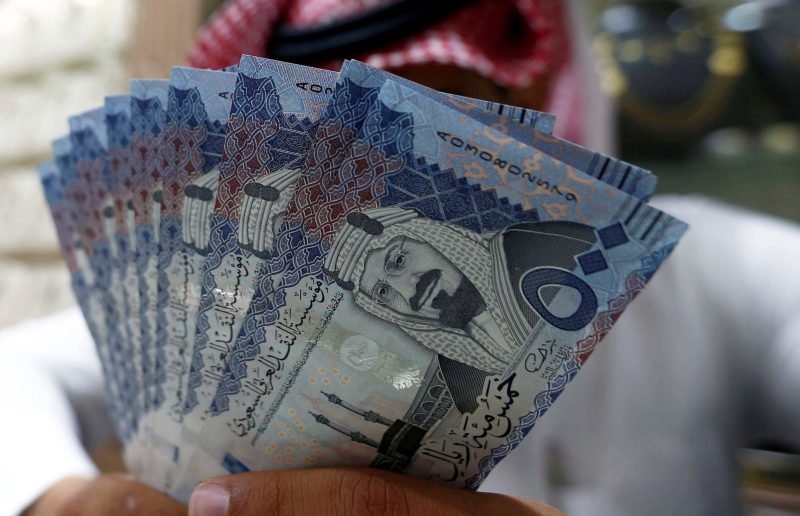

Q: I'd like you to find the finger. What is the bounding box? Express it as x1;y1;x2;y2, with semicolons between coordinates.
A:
56;473;186;515
189;467;564;516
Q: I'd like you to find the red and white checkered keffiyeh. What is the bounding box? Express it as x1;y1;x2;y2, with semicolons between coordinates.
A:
187;0;582;141
188;0;568;88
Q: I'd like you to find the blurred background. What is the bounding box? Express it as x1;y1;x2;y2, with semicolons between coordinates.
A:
0;0;797;513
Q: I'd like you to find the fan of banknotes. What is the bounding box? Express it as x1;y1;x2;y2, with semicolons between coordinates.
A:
39;56;687;502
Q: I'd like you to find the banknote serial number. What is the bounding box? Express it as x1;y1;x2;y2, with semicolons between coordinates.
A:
296;83;334;95
436;131;578;203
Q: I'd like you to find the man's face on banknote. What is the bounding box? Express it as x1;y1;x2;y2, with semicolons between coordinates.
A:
359;235;484;329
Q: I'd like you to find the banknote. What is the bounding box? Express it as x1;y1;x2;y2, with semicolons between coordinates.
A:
183;58;338;422
39;158;127;440
203;59;656;431
200;59;559;417
105;95;148;421
184;56;559;422
130;80;169;414
171;77;686;495
70;109;144;437
338;61;657;201
145;67;237;487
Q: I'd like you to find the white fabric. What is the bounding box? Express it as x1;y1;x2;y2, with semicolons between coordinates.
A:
0;196;798;515
481;195;800;515
0;308;113;516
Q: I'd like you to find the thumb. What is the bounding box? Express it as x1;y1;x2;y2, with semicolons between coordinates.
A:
188;467;563;515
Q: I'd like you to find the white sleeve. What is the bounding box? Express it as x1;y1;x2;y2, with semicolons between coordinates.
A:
0;307;112;516
651;195;800;448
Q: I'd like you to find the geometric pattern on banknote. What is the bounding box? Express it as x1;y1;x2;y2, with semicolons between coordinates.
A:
106;103;146;418
299;81;381;203
71;123;139;435
108;103;151;413
326;78;382;129
187;74;316;413
106;106;133;236
163;87;209;213
210;100;541;413
71;128;107;246
132;96;168;227
285;103;413;244
158;83;228;419
131;95;168;408
40;162;125;438
54;141;90;254
40;165;80;273
464;241;677;489
291;78;382;238
214;75;315;220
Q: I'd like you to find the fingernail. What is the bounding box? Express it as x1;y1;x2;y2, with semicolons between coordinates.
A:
189;483;229;516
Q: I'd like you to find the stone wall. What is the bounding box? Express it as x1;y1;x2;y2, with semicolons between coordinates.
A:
0;0;133;328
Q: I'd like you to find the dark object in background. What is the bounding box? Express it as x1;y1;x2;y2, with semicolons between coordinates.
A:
594;0;748;157
595;0;800;159
744;0;800;119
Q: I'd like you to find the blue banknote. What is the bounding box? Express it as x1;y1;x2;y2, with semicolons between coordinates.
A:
203;59;657;433
130;80;169;414
146;67;237;487
183;57;338;423
105;95;149;422
39;158;127;440
172;76;686;493
69;109;143;436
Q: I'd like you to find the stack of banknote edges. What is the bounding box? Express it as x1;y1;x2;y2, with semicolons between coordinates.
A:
39;56;687;502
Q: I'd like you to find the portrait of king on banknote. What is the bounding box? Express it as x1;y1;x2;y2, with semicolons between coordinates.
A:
322;208;599;375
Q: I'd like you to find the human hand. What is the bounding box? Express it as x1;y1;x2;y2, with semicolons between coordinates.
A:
24;474;186;516
188;467;563;516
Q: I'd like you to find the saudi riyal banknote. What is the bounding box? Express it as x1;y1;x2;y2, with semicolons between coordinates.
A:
170;75;686;495
201;58;656;441
130;80;169;415
105;95;148;424
40;56;693;504
171;58;573;493
149;67;237;487
39;158;127;440
183;58;338;425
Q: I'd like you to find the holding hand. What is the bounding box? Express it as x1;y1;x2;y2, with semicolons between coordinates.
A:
24;474;185;515
189;467;563;515
26;468;562;515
